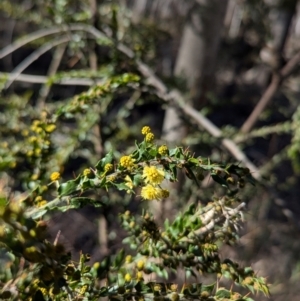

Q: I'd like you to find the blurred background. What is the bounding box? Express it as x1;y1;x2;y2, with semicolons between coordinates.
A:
1;1;300;300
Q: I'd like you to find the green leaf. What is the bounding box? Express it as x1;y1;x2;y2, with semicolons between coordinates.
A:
133;174;143;186
29;209;48;220
58;177;81;196
188;157;201;165
211;174;229;188
169;147;177;157
95;151;114;173
0;197;7;208
216;288;231;298
201;283;215;294
184;283;202;296
184;166;199;187
114;182;130;191
114;249;125;268
70;197;98;209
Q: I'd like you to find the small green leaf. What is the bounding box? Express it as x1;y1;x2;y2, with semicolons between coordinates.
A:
95;151;114;172
211;174;229;188
70;197;97;209
114;249;125;268
201;283;215;294
114;182;131;191
58;177;81;196
216;288;231;298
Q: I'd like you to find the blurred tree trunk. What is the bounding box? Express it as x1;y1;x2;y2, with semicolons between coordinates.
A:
162;0;228;143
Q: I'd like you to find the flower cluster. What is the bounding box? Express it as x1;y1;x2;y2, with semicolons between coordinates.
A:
141;126;151;135
141;126;154;143
145;132;154;143
83;168;91;177
119;156;135;169
140;127;170;200
143;166;164;185
50;172;60;181
158;145;168;155
104;163;113;173
141;184;164;200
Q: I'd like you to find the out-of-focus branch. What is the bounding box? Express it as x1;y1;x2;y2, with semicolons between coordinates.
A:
0;72;102;85
241;50;300;133
5;36;71;89
37;43;67;109
0;27;66;59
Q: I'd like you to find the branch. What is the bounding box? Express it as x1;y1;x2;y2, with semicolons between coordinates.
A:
241;50;300;133
37;43;67;108
0;27;65;59
0;72;101;86
5;36;71;89
2;24;260;178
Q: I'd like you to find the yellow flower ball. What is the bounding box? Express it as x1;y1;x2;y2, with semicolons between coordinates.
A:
124;273;132;282
28;136;37;143
83;168;92;177
45;124;56;133
141;126;151;135
50;171;60;181
31;174;39;180
119;156;135;168
35;196;43;202
125;255;132;263
37;200;47;207
136;271;143;281
143;166;165;185
136;260;145;271
141;184;163;200
145;132;154;143
158;145;168;155
104;163;113;173
32;120;41;127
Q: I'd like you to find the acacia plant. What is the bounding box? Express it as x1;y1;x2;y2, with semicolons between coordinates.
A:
0;121;269;300
0;1;271;300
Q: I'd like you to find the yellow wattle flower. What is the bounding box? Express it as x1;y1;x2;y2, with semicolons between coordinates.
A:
141;126;151;135
145;132;154;142
124;175;134;193
119;156;135;168
50;171;60;181
143;166;164;185
141;184;163;200
158;145;168;155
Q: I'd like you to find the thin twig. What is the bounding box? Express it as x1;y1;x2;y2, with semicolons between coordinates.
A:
234;121;291;143
241;50;300;133
37;43;67;109
0;27;66;59
5;36;71;89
